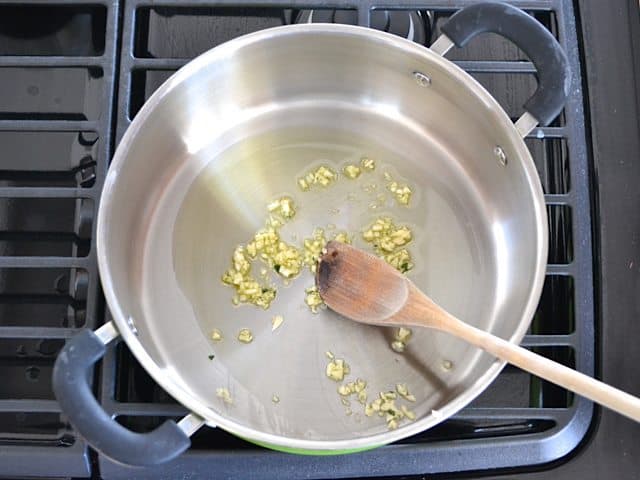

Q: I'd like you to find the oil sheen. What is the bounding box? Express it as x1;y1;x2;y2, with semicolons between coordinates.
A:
169;123;493;418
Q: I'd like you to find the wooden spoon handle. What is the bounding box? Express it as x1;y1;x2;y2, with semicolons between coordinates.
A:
440;313;640;422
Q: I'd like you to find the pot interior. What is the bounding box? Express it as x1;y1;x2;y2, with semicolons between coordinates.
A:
99;25;546;447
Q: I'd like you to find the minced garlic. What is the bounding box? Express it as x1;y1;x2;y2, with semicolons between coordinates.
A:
297;165;338;191
246;225;302;280
302;228;327;273
384;249;413;273
304;285;325;313
396;383;417;402
326;357;350;382
391;327;413;353
221;246;277;309
362;217;415;273
222;196;304;307
297;177;310;191
338;384;352;396
397;327;412;342
210;329;223;341
216;387;233;404
271;315;284;331
337;379;367;397
343;164;362;179
327;361;417;429
237;328;254;344
362;389;417;430
401;405;416;420
267;195;296;219
360;157;376;171
362;217;412;253
332;231;352;244
314;166;338;186
387;181;412;206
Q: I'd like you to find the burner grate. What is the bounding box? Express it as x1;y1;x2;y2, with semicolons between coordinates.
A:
0;1;595;478
0;1;118;478
101;1;594;479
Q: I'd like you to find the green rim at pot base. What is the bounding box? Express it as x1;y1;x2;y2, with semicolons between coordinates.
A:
242;436;385;455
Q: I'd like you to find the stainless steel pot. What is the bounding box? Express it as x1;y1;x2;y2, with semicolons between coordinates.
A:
53;2;569;466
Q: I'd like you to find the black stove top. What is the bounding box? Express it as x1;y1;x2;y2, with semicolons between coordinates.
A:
0;1;638;479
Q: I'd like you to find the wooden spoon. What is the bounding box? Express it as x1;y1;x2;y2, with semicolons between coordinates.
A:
316;240;640;422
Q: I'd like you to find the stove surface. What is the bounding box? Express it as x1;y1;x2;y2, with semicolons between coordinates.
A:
0;1;638;479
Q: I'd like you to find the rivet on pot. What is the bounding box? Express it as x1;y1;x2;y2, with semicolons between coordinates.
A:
126;316;139;335
494;146;508;166
413;71;431;87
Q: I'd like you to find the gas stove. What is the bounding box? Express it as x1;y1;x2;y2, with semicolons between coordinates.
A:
0;1;638;479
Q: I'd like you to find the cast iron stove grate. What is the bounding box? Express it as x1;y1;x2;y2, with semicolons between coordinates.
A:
0;1;594;479
0;1;118;478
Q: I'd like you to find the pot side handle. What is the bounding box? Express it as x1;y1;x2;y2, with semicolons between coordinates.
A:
52;325;191;466
438;2;571;131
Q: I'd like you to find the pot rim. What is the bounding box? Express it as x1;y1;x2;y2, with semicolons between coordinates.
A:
96;23;548;451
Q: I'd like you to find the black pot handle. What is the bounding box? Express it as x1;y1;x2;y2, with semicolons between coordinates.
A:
439;2;571;127
52;327;191;466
